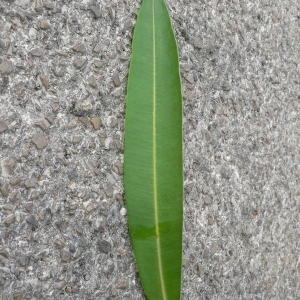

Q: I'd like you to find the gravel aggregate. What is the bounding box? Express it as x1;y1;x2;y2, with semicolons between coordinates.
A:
0;0;300;299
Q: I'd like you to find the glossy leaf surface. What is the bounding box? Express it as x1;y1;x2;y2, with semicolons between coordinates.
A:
124;0;183;299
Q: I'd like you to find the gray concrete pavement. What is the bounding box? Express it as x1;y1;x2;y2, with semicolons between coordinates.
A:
0;0;299;299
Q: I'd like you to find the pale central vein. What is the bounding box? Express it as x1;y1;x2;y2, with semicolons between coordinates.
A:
152;1;167;299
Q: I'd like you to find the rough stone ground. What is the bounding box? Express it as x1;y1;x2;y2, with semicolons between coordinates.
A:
0;0;299;299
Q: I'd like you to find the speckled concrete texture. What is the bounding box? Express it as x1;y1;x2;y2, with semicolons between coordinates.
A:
0;0;299;299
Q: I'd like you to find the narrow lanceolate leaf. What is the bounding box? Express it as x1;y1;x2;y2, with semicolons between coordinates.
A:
124;0;183;299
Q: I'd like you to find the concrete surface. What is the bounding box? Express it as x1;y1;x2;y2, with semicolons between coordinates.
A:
0;0;299;299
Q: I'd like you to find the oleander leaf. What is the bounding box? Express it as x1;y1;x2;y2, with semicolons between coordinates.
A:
124;0;183;299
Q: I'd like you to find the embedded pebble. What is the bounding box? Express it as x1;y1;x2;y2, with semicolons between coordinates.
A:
203;247;210;258
197;264;205;277
90;117;101;130
35;0;43;12
0;61;13;75
24;176;37;188
2;204;13;211
32;133;48;149
40;20;50;30
3;214;16;225
222;81;232;91
1;158;15;177
60;250;71;262
73;42;87;54
94;59;104;68
0;119;8;133
90;5;101;19
185;73;194;85
208;216;214;225
93;44;102;53
54;239;65;249
44;1;54;9
116;248;126;255
120;207;127;216
97;240;112;254
0;184;9;197
204;195;212;205
51;102;59;112
25;202;33;213
73;58;87;69
13;291;23;300
111;287;118;296
78;116;89;127
89;75;97;88
67;122;77;129
193;37;202;49
85;204;95;214
105;184;113;198
26;215;38;227
30;48;43;57
113;72;121;86
39;75;50;89
124;19;133;30
107;116;118;127
34;120;50;131
72;136;82;144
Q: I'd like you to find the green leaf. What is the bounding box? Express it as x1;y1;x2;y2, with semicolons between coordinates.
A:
124;0;183;299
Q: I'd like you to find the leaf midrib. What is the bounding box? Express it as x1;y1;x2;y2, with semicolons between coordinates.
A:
152;1;167;299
